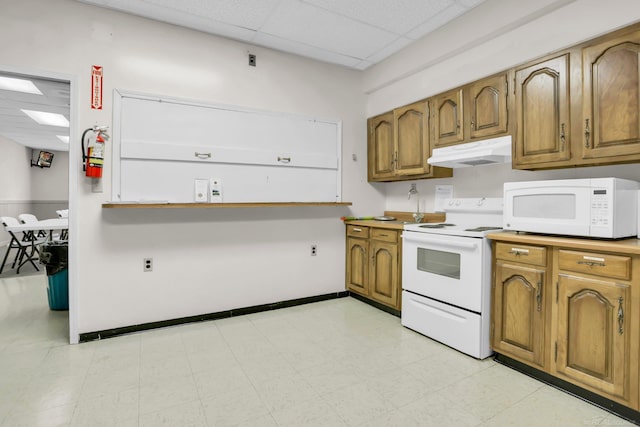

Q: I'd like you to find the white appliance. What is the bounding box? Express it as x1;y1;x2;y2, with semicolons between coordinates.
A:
402;197;503;359
503;177;639;239
427;135;512;168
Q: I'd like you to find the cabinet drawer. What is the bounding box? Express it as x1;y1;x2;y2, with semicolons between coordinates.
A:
558;250;631;280
495;242;547;266
347;225;369;238
371;228;398;243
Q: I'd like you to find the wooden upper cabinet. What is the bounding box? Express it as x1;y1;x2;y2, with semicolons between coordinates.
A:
434;88;464;147
434;74;510;148
467;74;509;140
555;274;631;402
367;112;394;181
582;30;640;162
394;101;430;176
514;55;571;168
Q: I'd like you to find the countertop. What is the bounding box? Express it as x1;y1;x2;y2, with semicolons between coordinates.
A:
487;231;640;256
344;211;446;231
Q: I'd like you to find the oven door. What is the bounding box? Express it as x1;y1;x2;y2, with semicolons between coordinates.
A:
402;231;486;312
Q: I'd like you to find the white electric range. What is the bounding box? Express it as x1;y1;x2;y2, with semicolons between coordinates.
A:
401;197;503;359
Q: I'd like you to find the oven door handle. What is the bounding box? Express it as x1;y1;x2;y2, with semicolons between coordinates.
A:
403;234;478;251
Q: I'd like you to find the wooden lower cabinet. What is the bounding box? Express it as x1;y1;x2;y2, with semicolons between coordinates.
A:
492;261;546;368
490;235;640;411
345;225;401;311
555;273;630;401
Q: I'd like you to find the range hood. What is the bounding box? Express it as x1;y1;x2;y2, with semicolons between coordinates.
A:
428;135;512;168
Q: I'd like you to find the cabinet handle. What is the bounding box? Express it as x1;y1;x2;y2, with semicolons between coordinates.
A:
471;117;475;129
618;297;624;335
584;119;591;149
277;156;291;163
560;123;566;151
352;228;362;232
508;248;529;256
195;152;212;159
577;260;606;267
536;281;542;312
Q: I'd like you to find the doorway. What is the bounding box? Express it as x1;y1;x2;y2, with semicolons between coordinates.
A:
0;67;77;346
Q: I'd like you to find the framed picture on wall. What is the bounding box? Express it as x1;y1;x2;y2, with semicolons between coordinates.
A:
36;150;54;168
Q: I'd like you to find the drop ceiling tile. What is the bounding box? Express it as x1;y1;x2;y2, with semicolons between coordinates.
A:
365;37;415;64
251;32;362;68
302;0;454;35
455;0;485;8
406;3;467;39
134;0;280;30
80;0;258;41
352;60;374;70
260;0;397;59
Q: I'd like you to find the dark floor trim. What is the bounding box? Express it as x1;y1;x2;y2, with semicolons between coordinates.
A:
348;292;400;317
495;353;640;425
79;291;349;343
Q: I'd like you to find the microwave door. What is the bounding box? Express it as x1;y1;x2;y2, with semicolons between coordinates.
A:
504;187;591;236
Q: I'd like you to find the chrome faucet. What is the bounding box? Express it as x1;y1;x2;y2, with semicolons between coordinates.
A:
408;184;424;223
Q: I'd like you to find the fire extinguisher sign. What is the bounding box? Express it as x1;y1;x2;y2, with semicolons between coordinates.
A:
91;65;103;110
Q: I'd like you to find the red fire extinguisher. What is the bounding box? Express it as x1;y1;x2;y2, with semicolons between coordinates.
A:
82;126;109;178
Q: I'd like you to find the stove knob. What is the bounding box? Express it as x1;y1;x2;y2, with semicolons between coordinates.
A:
477;198;485;206
455;200;461;206
448;200;455;206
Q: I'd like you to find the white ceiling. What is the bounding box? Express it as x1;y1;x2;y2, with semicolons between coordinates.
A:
77;0;487;70
0;73;70;152
2;0;487;153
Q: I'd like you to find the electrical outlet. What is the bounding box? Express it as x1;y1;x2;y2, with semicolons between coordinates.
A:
311;245;317;256
248;54;256;66
143;258;153;272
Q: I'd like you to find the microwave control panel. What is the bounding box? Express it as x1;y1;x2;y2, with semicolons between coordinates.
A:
590;189;610;226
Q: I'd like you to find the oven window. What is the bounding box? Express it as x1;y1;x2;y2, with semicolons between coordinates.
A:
417;248;460;279
513;194;576;219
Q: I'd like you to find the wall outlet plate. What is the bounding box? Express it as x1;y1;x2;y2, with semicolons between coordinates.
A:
209;178;222;202
194;179;208;202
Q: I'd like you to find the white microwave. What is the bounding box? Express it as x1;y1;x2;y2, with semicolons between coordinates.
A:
503;178;639;239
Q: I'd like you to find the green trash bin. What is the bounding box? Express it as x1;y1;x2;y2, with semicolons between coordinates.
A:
40;241;68;311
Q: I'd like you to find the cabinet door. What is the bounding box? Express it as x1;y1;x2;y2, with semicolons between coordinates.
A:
582;31;640;161
514;55;571;167
346;237;368;295
468;74;509;140
367;113;395;181
492;262;546;367
556;274;630;401
394;101;430;176
369;240;399;308
434;89;464;147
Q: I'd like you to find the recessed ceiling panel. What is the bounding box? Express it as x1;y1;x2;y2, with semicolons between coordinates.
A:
260;0;398;59
406;3;467;39
301;0;454;35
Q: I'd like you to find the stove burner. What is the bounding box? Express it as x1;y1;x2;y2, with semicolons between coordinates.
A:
464;226;503;232
418;223;455;229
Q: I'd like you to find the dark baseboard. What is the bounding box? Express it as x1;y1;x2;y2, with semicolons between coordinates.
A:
494;353;640;425
79;291;349;343
348;292;400;317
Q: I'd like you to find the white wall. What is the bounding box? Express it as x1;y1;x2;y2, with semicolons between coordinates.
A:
30;151;69;201
0;135;31;200
363;0;640;212
0;0;383;335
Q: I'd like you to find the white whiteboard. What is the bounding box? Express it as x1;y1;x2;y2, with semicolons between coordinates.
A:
112;90;342;203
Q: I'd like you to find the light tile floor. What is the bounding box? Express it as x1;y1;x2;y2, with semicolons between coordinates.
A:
0;273;635;426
